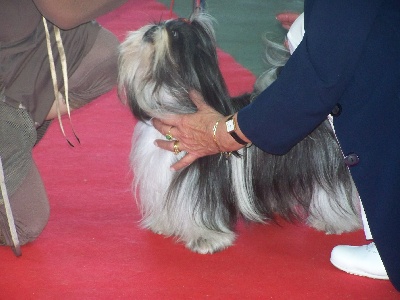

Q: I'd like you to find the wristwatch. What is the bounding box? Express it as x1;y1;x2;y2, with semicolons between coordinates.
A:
225;114;249;145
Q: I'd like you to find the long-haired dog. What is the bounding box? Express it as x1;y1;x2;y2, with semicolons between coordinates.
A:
118;13;362;254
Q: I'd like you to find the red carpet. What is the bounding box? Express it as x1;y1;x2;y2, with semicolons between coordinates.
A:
0;1;397;299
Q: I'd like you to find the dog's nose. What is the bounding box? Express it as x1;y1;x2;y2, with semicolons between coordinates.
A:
143;26;158;42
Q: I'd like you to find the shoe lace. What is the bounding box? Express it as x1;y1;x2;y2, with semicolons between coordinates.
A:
366;242;378;253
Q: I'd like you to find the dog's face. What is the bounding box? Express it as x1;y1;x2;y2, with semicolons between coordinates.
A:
118;13;231;121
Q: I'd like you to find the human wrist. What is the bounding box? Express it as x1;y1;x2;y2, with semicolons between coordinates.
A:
212;118;233;157
212;113;251;155
224;113;251;147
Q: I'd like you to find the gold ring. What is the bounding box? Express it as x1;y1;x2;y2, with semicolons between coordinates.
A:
165;126;174;140
173;140;181;155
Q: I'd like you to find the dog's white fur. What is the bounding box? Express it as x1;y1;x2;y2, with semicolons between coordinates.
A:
119;13;362;254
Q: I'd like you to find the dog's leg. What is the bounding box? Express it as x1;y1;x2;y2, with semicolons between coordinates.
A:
175;201;237;254
306;121;363;233
166;160;237;254
184;231;236;254
131;122;237;254
131;122;177;235
307;178;362;234
231;148;265;223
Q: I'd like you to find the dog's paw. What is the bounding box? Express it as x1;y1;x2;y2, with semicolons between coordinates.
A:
307;217;362;234
308;220;344;234
141;217;176;236
185;234;236;254
146;225;173;237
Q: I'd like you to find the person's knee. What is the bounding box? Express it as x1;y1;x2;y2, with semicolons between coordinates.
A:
0;202;49;246
0;162;50;246
17;201;50;245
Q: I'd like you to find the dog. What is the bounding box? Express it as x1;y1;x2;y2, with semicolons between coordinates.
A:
118;12;362;254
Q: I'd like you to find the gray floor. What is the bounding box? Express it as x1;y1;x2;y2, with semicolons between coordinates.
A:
158;0;304;76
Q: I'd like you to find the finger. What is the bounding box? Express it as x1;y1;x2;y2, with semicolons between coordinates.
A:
170;153;198;171
188;90;208;110
154;139;195;170
152;113;181;129
153;119;178;138
283;39;289;50
172;140;182;155
154;139;179;152
276;12;300;23
275;12;300;29
152;118;167;132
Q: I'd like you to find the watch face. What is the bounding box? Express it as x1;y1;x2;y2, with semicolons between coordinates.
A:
226;119;235;132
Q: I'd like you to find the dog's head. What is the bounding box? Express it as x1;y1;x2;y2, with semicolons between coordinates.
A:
118;13;234;121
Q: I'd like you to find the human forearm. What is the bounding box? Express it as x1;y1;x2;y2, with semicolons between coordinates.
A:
33;0;127;29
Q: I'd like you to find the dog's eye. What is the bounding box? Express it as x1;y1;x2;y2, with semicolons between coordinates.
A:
171;30;179;40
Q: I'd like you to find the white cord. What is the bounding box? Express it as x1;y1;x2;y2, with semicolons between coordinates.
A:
0;156;21;256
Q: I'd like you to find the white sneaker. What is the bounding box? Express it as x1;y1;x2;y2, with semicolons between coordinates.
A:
330;242;389;280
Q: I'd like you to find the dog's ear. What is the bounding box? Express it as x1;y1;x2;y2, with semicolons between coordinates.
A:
189;13;216;43
189;9;201;23
180;13;235;116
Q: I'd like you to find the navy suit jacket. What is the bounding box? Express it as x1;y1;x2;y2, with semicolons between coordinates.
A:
238;0;400;290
